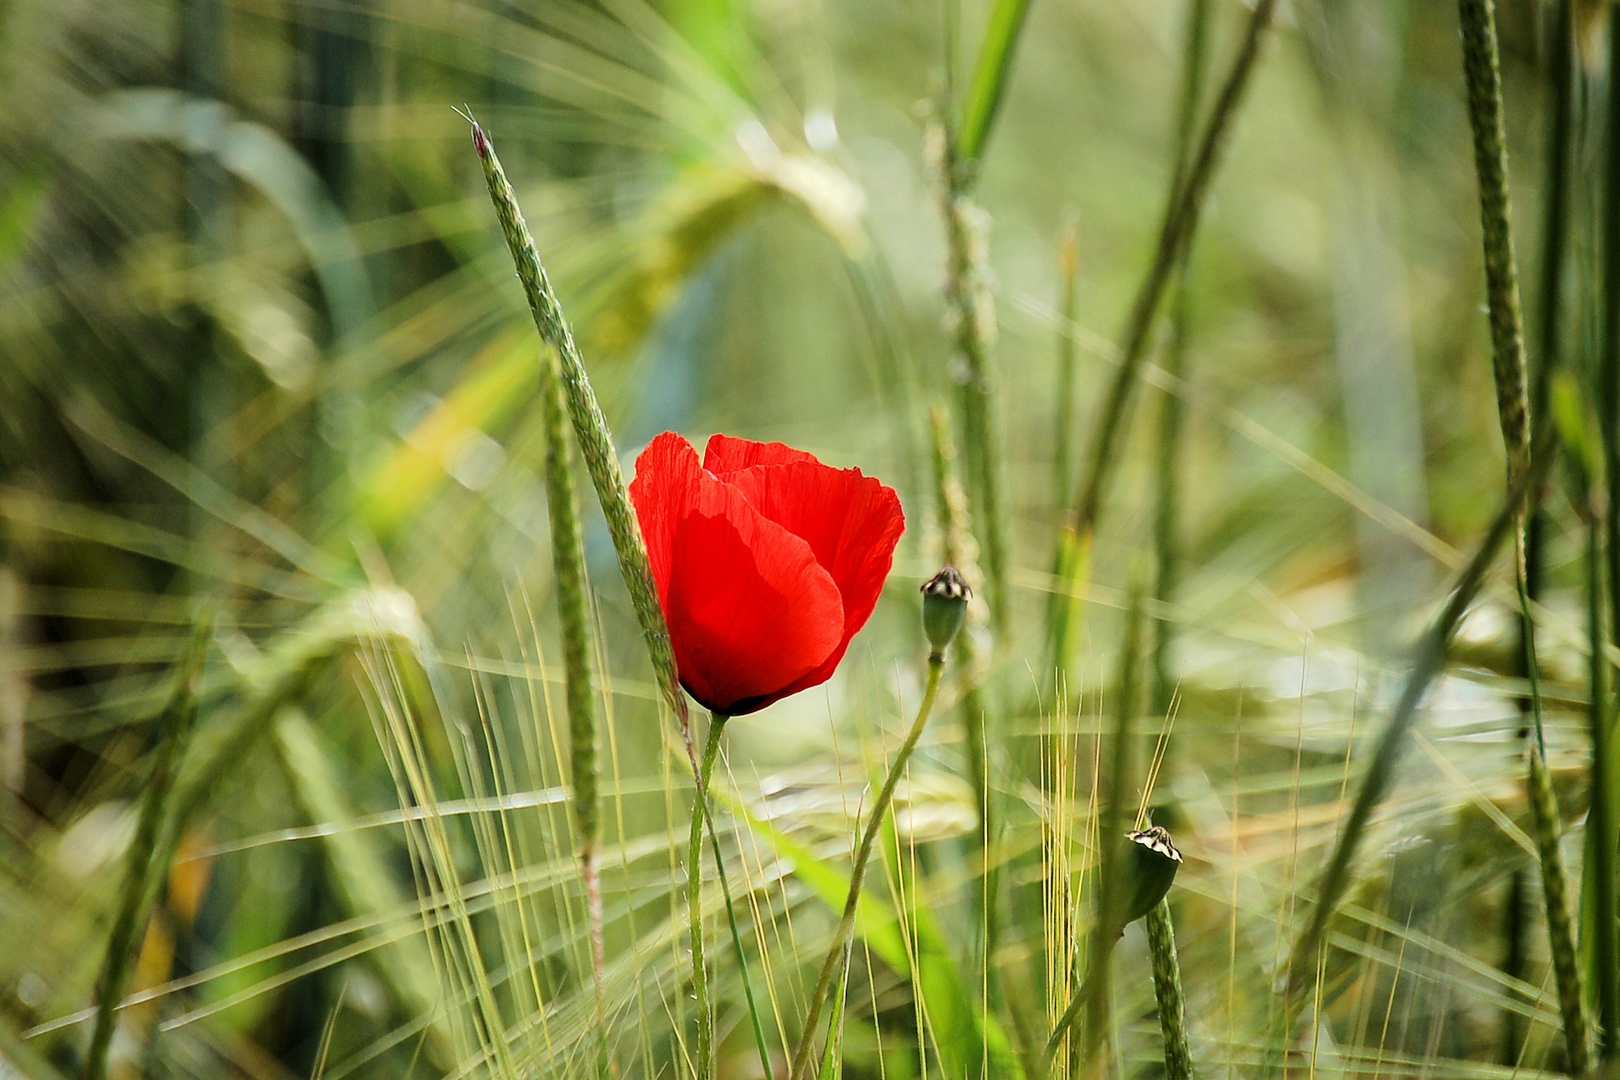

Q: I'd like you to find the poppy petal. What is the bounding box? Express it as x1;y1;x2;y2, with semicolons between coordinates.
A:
724;461;904;694
628;432;703;607
702;434;818;478
664;475;844;714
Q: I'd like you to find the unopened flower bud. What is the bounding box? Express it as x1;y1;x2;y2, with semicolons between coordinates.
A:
1121;825;1183;928
921;567;970;657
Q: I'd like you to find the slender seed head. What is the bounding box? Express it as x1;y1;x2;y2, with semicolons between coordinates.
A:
921;566;971;656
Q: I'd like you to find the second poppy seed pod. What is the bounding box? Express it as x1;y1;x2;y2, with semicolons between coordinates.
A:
921;567;970;658
1121;825;1183;929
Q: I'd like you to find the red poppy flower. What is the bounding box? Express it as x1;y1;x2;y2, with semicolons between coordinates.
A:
628;432;905;716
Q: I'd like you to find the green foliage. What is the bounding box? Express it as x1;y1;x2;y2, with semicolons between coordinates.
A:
1;0;1614;1078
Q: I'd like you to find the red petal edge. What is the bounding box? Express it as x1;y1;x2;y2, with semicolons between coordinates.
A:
723;460;904;698
628;432;703;610
702;434;818;478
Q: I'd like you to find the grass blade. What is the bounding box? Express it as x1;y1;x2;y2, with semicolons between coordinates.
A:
955;0;1035;168
1049;0;1280;683
84;614;209;1080
1153;0;1212;718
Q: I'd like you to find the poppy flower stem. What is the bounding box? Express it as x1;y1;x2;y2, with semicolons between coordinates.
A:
687;712;728;1078
698;714;777;1080
788;653;947;1080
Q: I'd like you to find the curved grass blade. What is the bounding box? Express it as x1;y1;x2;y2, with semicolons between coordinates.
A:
1049;0;1280;683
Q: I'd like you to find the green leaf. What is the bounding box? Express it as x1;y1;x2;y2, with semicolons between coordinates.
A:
957;0;1035;167
721;783;1024;1079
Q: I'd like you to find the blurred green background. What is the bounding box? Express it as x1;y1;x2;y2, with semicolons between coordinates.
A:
0;0;1608;1077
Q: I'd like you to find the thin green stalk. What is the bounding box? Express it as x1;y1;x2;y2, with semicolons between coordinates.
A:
1514;0;1575;1057
1457;0;1592;1068
1049;0;1279;681
1282;430;1557;1015
1598;7;1620;1058
956;0;1035;169
788;654;948;1080
85;617;210;1080
944;0;1042;625
937;149;1010;641
1045;961;1090;1065
701;713;775;1080
1586;474;1614;1063
687;714;727;1079
1153;0;1212;719
467;115;689;742
538;338;607;1067
928;406;995;966
1052;219;1080;513
1519;528;1593;1077
1530;0;1574;450
1144;899;1192;1080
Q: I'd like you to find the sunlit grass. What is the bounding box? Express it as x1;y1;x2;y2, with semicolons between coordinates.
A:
3;0;1614;1078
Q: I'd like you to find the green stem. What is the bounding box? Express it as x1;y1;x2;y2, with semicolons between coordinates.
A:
788;654;947;1080
1587;484;1616;1064
688;714;726;1078
938;163;1010;641
85;618;210;1080
538;324;607;1065
928;405;996;978
468;116;689;746
701;712;776;1080
1456;0;1593;1067
1457;0;1530;479
1045;964;1091;1065
1518;530;1592;1076
1049;0;1279;682
1144;899;1192;1080
1153;0;1212;719
1598;6;1620;1058
1514;0;1574;1057
1530;0;1573;446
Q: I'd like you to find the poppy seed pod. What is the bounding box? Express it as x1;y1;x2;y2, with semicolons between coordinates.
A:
920;567;970;657
1121;825;1183;929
